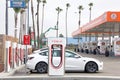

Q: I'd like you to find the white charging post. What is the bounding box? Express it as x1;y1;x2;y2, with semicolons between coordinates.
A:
90;41;97;52
48;38;66;76
114;38;120;56
99;40;108;54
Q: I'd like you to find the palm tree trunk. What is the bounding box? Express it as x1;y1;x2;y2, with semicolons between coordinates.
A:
31;0;36;49
66;8;68;45
41;4;45;35
78;11;81;48
89;9;91;22
14;13;18;38
37;2;40;49
56;12;59;37
19;11;23;44
40;4;45;48
19;9;25;44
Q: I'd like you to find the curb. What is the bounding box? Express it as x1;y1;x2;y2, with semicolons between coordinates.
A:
0;65;25;77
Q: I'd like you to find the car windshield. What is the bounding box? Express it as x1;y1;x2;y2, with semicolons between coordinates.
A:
65;51;77;57
33;47;48;53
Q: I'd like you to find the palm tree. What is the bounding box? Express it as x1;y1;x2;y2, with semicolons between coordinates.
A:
56;7;63;37
78;5;83;49
31;0;36;49
59;33;64;37
39;0;47;48
65;3;70;45
36;0;41;49
88;3;93;43
13;8;21;38
88;2;93;22
19;0;29;44
41;0;47;35
19;9;25;44
78;5;83;27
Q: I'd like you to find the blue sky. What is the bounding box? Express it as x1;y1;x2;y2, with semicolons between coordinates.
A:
1;0;120;38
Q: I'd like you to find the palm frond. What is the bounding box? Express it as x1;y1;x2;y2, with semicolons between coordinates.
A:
13;8;21;13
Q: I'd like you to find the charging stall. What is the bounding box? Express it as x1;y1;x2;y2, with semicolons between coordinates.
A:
82;42;86;53
83;42;90;53
48;38;66;76
20;45;25;64
5;41;12;72
114;38;120;56
17;44;21;66
89;41;98;54
79;42;84;53
12;42;17;68
99;40;108;54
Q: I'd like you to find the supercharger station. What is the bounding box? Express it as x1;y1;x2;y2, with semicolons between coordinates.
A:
114;38;120;56
20;45;25;64
17;44;21;66
12;42;17;68
5;41;12;72
48;38;66;76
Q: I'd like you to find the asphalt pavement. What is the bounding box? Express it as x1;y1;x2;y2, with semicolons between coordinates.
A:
0;52;120;80
0;76;120;80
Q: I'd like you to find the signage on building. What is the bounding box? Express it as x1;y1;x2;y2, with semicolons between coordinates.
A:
23;35;30;45
10;0;26;8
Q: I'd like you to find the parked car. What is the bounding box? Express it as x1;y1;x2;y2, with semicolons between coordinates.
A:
27;48;103;73
33;47;48;53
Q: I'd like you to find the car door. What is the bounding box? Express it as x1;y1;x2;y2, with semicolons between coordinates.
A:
65;51;84;71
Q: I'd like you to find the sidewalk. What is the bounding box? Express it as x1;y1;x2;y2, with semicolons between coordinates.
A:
0;65;25;78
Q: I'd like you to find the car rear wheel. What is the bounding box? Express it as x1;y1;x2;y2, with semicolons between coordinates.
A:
36;62;48;73
85;61;98;73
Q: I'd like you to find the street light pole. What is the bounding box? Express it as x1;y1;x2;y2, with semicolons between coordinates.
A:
5;0;8;35
27;0;30;35
25;0;30;73
4;0;8;73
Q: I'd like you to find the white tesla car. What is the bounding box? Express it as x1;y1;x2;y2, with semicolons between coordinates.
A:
27;48;103;73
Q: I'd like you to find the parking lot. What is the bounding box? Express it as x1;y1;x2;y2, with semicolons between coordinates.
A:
79;53;120;76
0;52;120;80
11;52;120;77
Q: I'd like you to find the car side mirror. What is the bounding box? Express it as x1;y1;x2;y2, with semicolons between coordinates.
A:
74;55;80;58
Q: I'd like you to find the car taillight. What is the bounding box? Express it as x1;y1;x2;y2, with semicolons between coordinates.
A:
28;57;34;60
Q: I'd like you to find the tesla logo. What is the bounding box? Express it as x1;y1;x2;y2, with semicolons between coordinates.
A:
52;40;62;43
23;35;30;45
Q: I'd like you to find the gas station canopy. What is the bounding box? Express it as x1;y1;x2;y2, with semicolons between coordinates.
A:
72;11;120;38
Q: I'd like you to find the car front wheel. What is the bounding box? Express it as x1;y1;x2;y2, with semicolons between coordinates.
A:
85;61;98;73
35;62;48;73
